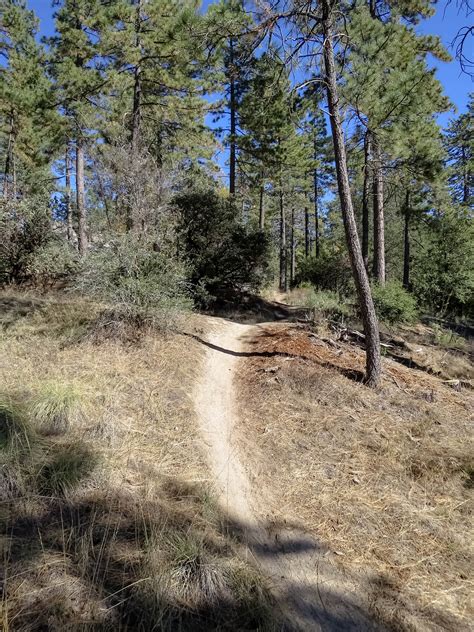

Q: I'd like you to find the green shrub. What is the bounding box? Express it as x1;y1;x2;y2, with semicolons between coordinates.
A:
26;239;79;288
372;281;418;324
295;250;354;296
78;235;192;329
174;190;271;302
0;196;52;284
291;285;351;320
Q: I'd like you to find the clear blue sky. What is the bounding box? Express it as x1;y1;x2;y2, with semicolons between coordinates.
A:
28;0;471;125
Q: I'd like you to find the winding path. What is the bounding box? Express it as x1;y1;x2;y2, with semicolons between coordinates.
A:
194;317;382;631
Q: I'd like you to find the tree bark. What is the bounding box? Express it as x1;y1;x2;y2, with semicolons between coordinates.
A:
76;137;87;255
128;0;143;232
279;186;287;292
403;190;410;289
131;0;142;151
290;207;296;285
322;0;381;387
305;204;310;257
372;136;385;284
362;129;371;271
229;37;236;196
259;183;265;230
65;144;73;243
313;146;320;257
3;112;14;199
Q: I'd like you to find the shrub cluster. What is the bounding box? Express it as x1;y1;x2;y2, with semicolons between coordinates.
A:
372;281;418;324
78;234;193;329
174;190;271;304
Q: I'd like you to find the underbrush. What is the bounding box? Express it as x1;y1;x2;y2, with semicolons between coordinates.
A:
237;324;473;631
0;291;277;631
284;286;352;323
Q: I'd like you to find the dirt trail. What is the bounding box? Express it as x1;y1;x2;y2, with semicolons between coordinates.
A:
194;317;382;631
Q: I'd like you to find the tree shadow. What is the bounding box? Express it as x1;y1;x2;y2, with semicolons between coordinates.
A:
184;330;366;384
2;465;465;632
0;295;44;329
206;291;310;324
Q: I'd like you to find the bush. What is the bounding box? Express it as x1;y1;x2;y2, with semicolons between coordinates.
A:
295;250;354;296
289;285;351;320
78;235;192;328
26;238;79;288
174;190;270;302
372;281;418;324
0;196;52;284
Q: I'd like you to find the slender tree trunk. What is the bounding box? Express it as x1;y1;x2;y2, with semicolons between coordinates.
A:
229;37;236;196
314;146;320;257
131;0;142;150
305;204;310;257
403;190;410;289
3;112;14;198
290;207;296;285
65;145;74;243
76;138;87;255
322;0;381;387
362;129;371;271
372;136;385;284
279;186;287;292
129;0;143;232
12;149;16;198
461;146;469;204
259;183;265;230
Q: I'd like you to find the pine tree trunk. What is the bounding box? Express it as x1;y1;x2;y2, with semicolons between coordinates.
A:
372;137;385;284
259;183;265;230
65;145;73;243
461;146;469;203
322;0;381;387
403;190;410;289
305;204;310;257
229;37;236;196
362;129;371;271
314;147;320;257
3;112;14;198
76;138;87;255
290;207;296;285
129;0;143;232
131;0;142;151
279;187;287;292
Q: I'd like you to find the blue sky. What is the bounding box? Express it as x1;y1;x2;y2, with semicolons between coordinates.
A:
28;0;471;127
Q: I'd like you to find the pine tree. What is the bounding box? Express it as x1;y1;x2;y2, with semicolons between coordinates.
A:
0;0;58;198
344;5;449;283
444;94;473;206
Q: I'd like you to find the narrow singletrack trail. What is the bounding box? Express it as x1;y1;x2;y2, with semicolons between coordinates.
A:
194;317;383;631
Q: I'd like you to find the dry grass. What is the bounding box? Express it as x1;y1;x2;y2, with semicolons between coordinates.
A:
0;290;276;631
236;323;473;631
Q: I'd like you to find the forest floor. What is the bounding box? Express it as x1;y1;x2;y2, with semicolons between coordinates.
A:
231;317;473;631
1;289;472;631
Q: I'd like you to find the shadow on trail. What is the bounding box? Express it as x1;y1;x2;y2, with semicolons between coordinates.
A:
184;330;366;384
206;291;311;324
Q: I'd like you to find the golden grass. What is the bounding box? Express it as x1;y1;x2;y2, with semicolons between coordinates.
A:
236;323;473;631
0;291;276;631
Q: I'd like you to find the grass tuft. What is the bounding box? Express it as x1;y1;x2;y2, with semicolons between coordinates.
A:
0;395;33;453
37;443;97;496
31;382;83;435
